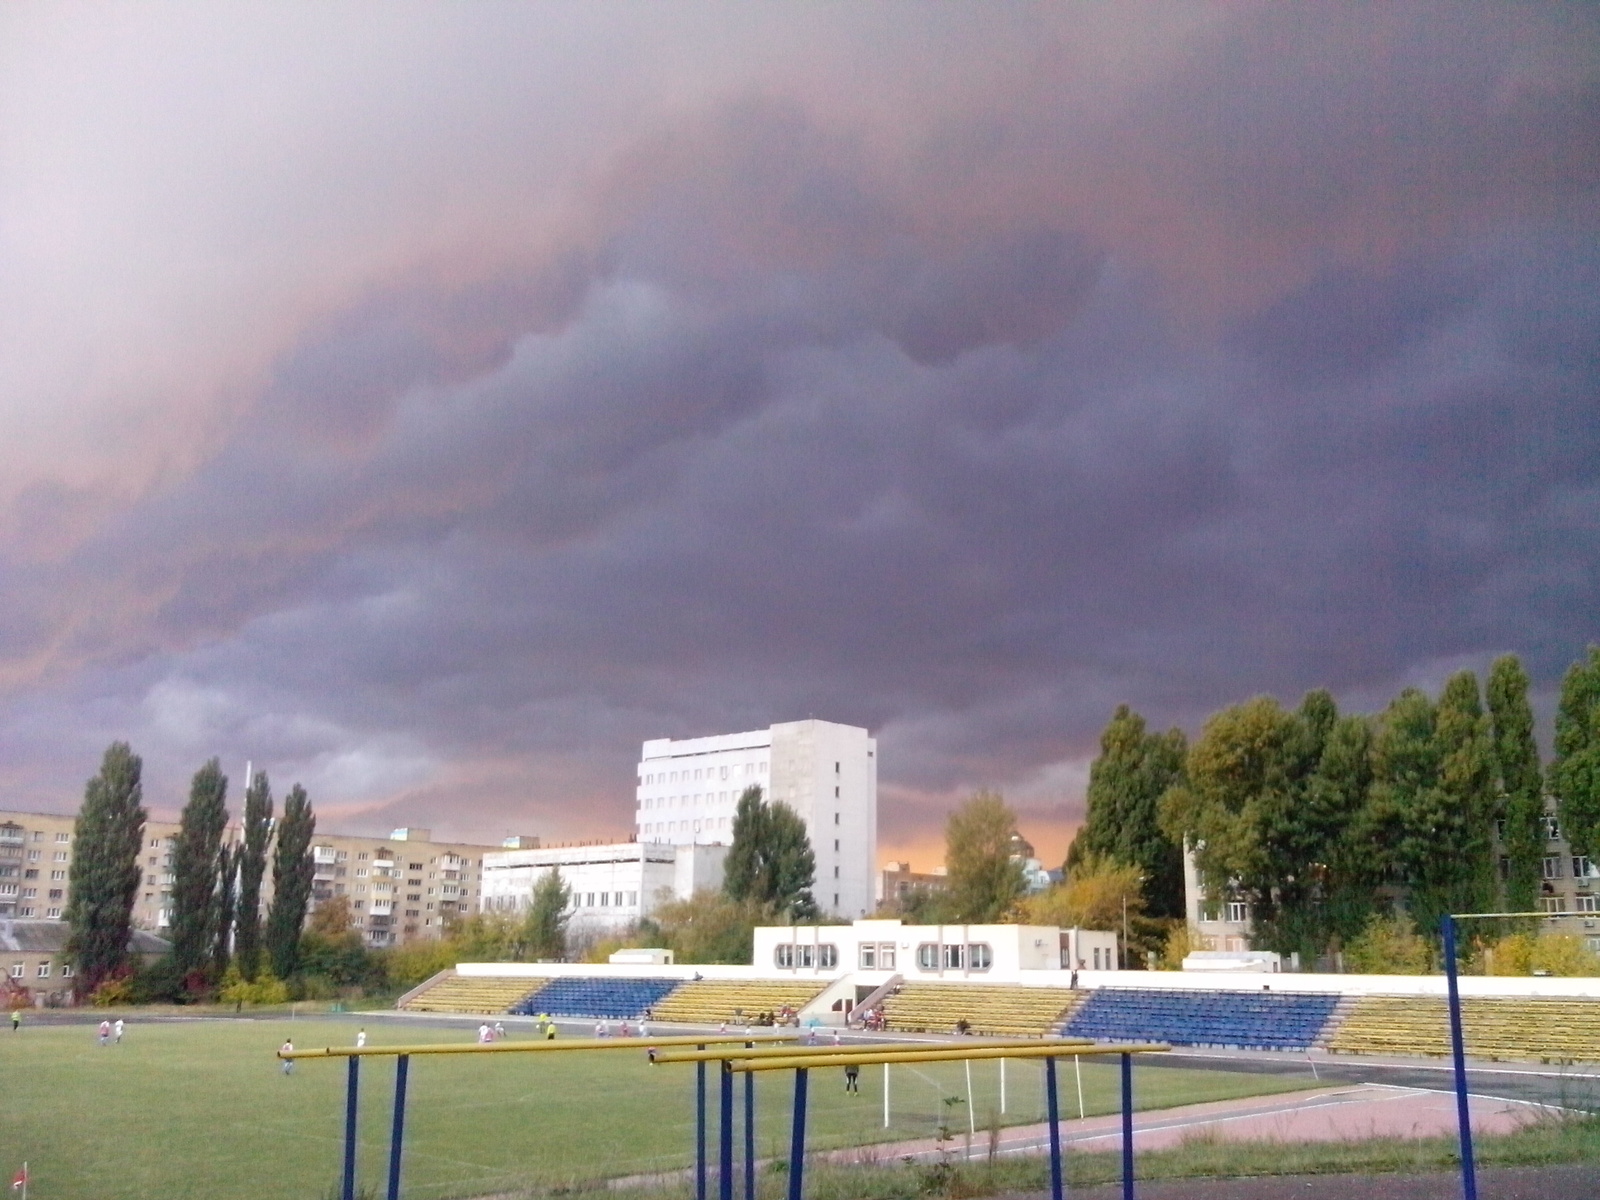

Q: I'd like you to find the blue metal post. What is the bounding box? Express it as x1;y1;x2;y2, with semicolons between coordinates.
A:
343;1055;360;1200
744;1051;756;1200
720;1062;735;1200
387;1054;410;1200
1045;1057;1063;1200
1120;1053;1134;1200
1443;915;1477;1200
697;1053;708;1200
787;1068;809;1200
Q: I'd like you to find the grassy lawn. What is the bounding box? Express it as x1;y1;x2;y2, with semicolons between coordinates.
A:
0;1018;1323;1200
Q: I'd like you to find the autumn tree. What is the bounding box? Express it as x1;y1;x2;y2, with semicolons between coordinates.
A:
1069;706;1187;918
64;743;148;996
1553;646;1600;862
944;791;1026;922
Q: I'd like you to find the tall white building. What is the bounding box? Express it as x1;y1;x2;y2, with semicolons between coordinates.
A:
635;719;878;918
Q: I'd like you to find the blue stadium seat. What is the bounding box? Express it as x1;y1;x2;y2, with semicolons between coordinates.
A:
511;977;681;1020
1062;989;1340;1050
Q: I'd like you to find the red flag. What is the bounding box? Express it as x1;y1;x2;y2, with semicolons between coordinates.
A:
11;1165;27;1189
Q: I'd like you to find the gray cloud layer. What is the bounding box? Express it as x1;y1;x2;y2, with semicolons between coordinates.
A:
1;3;1596;857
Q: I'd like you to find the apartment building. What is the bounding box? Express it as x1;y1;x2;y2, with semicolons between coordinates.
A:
1;810;500;947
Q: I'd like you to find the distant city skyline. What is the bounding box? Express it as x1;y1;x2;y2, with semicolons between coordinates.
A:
0;5;1595;875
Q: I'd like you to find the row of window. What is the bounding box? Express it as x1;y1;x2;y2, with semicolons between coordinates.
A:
0;868;66;881
1495;817;1571;843
0;829;72;844
772;942;996;972
1541;895;1600;913
2;850;70;864
570;891;638;910
9;961;72;979
1198;902;1252;924
0;906;62;918
641;762;768;787
642;818;730;835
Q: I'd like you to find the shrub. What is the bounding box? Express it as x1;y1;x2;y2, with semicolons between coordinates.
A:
219;962;290;1006
1486;932;1600;977
1343;912;1432;974
90;975;134;1007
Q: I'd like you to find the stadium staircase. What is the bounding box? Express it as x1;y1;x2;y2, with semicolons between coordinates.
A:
1064;988;1340;1050
879;982;1084;1036
398;974;546;1015
1325;995;1600;1062
648;979;827;1025
511;976;681;1020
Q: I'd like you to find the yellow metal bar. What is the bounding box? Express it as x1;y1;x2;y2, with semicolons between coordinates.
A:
649;1036;1092;1066
729;1043;1170;1073
279;1032;799;1060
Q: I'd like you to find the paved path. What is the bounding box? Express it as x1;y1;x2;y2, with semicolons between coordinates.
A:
819;1083;1542;1165
1025;1161;1600;1199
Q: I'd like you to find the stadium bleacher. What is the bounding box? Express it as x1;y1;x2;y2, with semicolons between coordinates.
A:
648;979;827;1025
511;976;681;1020
1326;995;1600;1062
879;982;1083;1036
1064;987;1340;1050
399;974;545;1015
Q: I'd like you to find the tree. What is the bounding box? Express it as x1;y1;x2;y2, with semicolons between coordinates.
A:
723;786;818;919
1302;713;1380;946
523;868;571;961
1015;855;1144;932
170;759;229;980
265;784;315;979
1342;912;1432;975
1069;706;1187;918
235;770;273;980
65;742;148;996
1553;646;1600;862
212;842;239;978
645;889;763;965
1487;655;1544;912
944;791;1025;922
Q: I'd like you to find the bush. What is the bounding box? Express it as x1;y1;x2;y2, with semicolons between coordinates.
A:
219;963;290;1006
89;975;134;1007
1343;912;1432;974
1485;932;1600;977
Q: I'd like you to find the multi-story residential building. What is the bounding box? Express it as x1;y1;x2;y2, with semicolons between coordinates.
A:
876;861;948;907
1184;798;1600;960
0;810;500;947
635;719;878;917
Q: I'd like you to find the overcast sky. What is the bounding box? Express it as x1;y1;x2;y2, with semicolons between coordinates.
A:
1;3;1596;867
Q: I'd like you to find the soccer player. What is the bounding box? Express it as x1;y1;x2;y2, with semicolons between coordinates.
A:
844;1063;859;1094
478;1023;491;1044
10;1009;19;1032
281;1039;295;1075
98;1019;110;1046
356;1028;367;1048
114;1018;124;1043
494;1021;505;1040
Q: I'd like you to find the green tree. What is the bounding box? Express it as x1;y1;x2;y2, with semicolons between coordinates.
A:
212;841;239;978
170;759;229;980
298;895;375;989
1342;911;1432;975
234;770;273;980
1303;713;1381;946
944;791;1025;922
645;889;763;964
265;784;316;979
1553;646;1600;861
723;786;818;918
64;742;148;996
522;868;571;961
1070;706;1187;918
1488;655;1544;912
1432;671;1498;921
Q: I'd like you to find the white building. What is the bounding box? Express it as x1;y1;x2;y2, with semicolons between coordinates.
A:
480;840;727;939
635;719;878;918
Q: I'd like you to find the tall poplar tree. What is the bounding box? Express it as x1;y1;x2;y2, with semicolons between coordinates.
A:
1302;712;1380;944
1433;670;1497;918
234;770;273;979
170;759;229;979
522;868;571;961
1553;646;1600;862
265;784;316;979
212;841;239;977
1070;706;1187;918
1487;655;1544;911
65;742;148;996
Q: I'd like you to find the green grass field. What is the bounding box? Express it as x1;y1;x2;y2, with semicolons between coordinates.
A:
0;1018;1322;1200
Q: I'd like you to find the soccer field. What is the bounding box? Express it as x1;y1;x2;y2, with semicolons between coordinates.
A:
1;1018;1320;1200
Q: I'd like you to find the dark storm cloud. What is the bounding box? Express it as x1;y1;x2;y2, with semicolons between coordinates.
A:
1;3;1597;858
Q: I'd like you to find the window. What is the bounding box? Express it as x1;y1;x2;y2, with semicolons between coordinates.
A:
1541;896;1569;913
26;850;38;862
36;962;50;978
47;889;61;900
917;943;939;971
833;867;839;879
355;868;368;877
776;944;793;968
1543;855;1564;880
60;964;72;978
818;944;838;969
879;944;895;970
1226;901;1250;924
1575;895;1598;913
358;851;369;860
1546;816;1563;842
55;832;70;843
52;851;66;862
1575;856;1597;880
833;813;839;826
50;870;63;881
1093;947;1104;969
45;907;60;918
8;963;21;979
834;840;840;852
942;943;965;970
859;943;876;969
627;892;637;906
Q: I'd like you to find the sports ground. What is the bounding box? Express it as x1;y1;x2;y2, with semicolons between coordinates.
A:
3;1015;1322;1200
